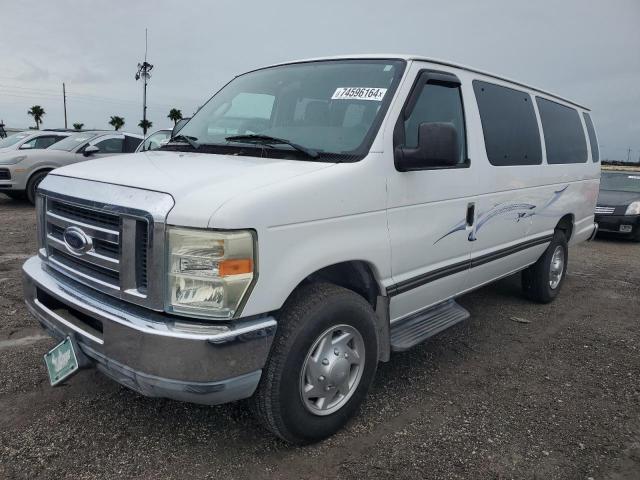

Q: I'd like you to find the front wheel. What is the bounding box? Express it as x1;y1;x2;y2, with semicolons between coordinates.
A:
26;170;49;205
251;283;379;444
522;230;568;303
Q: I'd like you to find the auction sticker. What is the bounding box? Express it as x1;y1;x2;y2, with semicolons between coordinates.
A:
332;87;387;101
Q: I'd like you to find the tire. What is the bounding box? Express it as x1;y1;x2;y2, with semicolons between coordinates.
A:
26;170;49;205
251;282;379;444
522;230;568;303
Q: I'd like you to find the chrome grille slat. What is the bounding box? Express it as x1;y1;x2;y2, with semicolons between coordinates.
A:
595;206;615;215
49;251;120;289
46;211;119;244
46;234;120;271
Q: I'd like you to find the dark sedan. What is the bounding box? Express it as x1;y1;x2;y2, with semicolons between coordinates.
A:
595;170;640;241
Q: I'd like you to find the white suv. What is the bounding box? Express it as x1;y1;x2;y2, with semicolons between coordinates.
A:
23;55;600;444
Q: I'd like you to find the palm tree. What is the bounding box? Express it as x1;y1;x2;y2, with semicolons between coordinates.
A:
109;116;125;131
138;119;152;134
27;105;45;130
168;108;183;126
73;123;84;131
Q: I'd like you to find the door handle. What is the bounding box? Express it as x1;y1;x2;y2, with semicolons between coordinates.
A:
466;202;475;227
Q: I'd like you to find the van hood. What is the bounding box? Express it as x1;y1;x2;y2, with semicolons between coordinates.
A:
51;150;335;227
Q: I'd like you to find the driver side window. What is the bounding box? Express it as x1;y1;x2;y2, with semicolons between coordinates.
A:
403;82;467;164
93;138;123;154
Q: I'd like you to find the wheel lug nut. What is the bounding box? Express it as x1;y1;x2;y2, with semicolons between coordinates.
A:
319;375;325;382
322;358;329;365
344;353;349;359
325;386;331;391
334;348;340;356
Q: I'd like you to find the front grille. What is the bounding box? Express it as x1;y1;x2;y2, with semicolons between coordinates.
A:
595;206;615;215
43;198;149;295
50;199;120;228
0;168;10;180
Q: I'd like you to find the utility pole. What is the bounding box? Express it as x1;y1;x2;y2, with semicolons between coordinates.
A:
627;147;632;163
62;83;68;129
135;29;153;135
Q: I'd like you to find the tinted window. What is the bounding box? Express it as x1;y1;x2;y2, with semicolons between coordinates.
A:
403;82;466;164
123;135;143;153
473;81;541;166
583;112;599;162
34;135;62;149
94;138;123;153
536;97;587;164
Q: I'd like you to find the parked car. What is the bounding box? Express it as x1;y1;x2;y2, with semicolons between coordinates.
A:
136;129;172;152
595;169;640;240
23;55;599;444
0;130;142;203
0;130;72;154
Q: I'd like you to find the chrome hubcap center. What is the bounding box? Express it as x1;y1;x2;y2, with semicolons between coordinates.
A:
299;324;365;416
549;245;565;289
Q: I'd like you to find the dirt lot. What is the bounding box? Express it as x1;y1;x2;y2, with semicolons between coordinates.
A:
0;194;638;480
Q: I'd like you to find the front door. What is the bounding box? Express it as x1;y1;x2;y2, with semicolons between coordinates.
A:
386;66;476;322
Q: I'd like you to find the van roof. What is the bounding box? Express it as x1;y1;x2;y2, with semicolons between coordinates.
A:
263;54;590;111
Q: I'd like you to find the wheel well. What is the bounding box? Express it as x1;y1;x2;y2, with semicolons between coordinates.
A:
555;214;574;241
303;261;380;307
28;168;53;184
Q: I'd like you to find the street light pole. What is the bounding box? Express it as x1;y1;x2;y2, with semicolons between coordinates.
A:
62;83;67;129
135;29;153;135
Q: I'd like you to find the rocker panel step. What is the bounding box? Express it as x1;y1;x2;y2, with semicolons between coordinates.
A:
390;299;470;352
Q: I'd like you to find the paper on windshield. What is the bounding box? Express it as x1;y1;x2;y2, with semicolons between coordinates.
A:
331;87;387;101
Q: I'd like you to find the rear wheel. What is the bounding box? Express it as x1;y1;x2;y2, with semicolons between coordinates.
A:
522;230;568;303
26;170;49;205
251;282;378;444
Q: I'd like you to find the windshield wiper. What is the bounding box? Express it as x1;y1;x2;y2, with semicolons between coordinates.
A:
225;134;319;159
169;134;200;150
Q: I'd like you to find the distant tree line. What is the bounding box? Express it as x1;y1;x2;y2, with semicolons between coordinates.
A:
23;105;184;135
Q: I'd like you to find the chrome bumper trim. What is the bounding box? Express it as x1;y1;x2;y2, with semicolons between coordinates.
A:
23;256;277;404
588;222;599;241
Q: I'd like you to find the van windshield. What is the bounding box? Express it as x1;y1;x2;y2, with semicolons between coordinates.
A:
173;59;405;161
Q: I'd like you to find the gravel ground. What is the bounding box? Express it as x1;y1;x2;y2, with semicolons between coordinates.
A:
0;193;638;480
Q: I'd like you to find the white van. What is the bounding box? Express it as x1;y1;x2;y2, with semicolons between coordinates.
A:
23;55;600;444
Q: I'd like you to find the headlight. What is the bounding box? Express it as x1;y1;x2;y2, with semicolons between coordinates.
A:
166;227;255;319
626;201;640;215
0;155;26;165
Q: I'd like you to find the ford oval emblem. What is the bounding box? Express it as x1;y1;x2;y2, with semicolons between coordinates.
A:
63;226;92;255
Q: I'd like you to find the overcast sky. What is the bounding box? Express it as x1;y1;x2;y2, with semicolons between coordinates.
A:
0;0;638;160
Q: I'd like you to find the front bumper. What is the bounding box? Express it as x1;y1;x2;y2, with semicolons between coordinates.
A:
22;256;277;405
0;165;27;191
594;214;640;235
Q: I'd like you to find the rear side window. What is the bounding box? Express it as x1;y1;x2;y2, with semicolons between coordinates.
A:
473;81;541;166
536;97;587;164
582;112;599;162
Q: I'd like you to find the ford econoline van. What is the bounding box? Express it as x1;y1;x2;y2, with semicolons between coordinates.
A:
23;55;600;444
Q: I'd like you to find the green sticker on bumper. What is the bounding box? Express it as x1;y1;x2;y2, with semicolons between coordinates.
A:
44;337;79;386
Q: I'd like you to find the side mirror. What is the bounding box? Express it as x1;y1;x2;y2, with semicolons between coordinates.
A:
395;122;460;171
83;145;100;157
